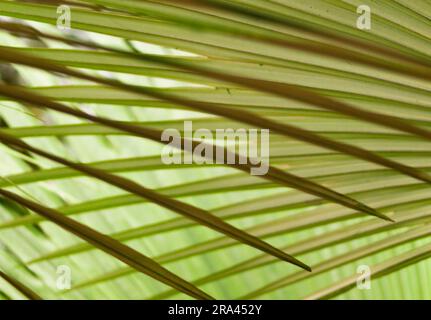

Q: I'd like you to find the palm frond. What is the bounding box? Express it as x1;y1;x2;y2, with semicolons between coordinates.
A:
0;0;430;300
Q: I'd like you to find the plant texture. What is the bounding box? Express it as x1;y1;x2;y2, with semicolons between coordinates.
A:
0;0;430;300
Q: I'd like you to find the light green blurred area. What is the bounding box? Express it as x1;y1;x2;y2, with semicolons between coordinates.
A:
0;0;430;300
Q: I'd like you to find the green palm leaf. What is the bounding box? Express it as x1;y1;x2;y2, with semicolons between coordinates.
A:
0;0;430;300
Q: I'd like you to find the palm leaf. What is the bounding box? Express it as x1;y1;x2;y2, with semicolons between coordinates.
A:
0;0;430;300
